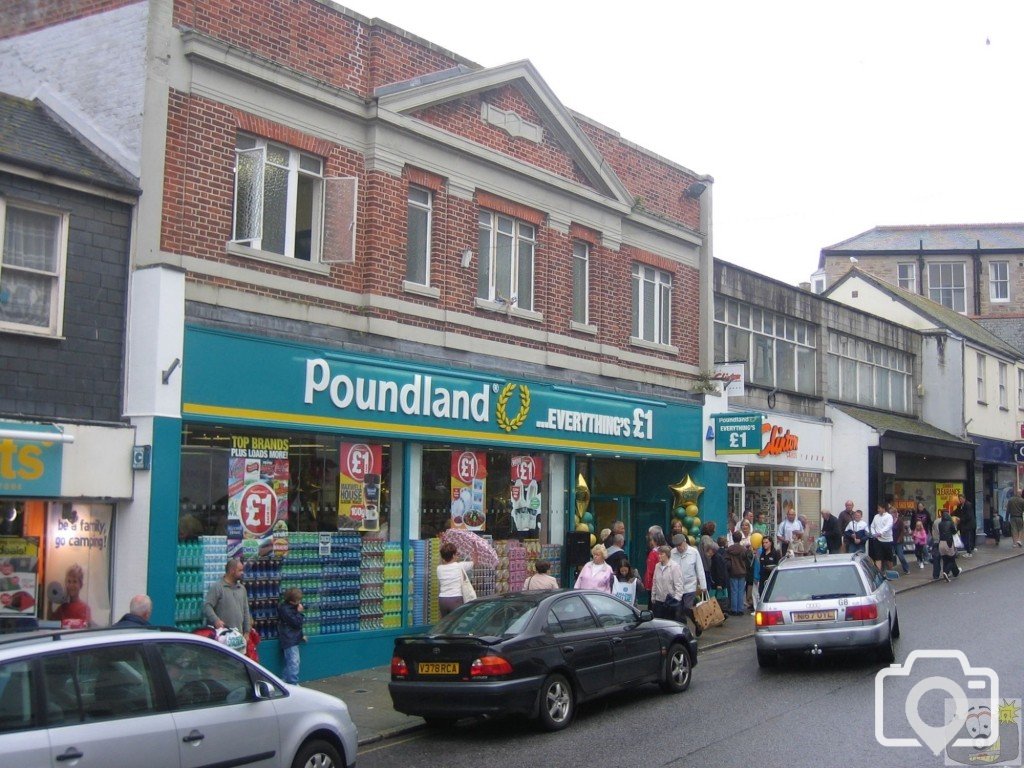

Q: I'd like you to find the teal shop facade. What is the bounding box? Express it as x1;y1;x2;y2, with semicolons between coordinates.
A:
149;326;721;679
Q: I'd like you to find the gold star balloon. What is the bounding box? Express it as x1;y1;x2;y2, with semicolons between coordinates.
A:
669;475;705;508
575;474;591;520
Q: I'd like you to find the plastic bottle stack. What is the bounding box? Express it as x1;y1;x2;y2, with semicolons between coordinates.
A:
318;533;362;634
409;540;426;626
382;543;404;629
280;532;321;637
245;556;282;640
359;537;385;631
174;535;227;631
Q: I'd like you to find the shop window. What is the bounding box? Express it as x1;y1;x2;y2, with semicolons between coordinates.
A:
772;470;795;486
232;133;324;261
0;200;69;337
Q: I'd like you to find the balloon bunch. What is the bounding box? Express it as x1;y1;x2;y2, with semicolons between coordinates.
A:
574;474;597;547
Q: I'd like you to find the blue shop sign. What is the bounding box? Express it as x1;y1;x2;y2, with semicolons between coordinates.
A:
183;327;701;458
0;421;64;497
971;434;1016;465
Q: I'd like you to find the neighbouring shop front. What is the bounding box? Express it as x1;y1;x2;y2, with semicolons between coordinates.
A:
708;410;831;542
0;421;135;631
161;326;712;678
970;435;1017;538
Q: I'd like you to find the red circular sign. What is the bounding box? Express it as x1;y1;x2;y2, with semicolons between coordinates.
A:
240;482;277;536
456;452;478;484
345;443;374;482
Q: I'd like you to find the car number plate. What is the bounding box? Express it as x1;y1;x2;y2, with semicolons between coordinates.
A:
418;662;459;675
792;610;837;622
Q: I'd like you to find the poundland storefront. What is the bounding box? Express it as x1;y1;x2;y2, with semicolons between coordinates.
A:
149;326;713;678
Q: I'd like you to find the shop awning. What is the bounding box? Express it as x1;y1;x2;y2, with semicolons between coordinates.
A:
832;405;975;462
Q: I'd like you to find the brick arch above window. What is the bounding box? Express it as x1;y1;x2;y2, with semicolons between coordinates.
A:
569;222;601;245
475;191;546;227
232;111;333;157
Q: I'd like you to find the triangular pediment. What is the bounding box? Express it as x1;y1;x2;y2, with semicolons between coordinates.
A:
376;60;632;206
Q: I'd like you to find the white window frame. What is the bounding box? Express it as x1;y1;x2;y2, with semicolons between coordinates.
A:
0;199;69;337
572;240;590;325
232;133;324;261
632;263;672;346
477;210;535;311
1018;368;1024;411
927;262;966;312
825;331;911;412
897;263;917;293
999;361;1008;409
977;352;987;403
989;261;1009;302
405;185;432;286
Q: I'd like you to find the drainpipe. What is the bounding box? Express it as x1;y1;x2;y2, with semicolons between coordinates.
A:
916;240;925;296
972;239;982;315
695;178;715;373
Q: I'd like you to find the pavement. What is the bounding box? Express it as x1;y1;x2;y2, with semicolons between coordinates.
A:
305;538;1024;748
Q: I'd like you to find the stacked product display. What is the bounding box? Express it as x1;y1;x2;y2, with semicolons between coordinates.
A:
494;539;544;592
244;556;282;640
382;543;404;629
409;540;426;626
359;538;385;631
320;533;362;635
174;535;227;631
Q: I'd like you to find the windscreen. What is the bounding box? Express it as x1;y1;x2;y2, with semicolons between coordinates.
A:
432;600;537;638
763;566;867;602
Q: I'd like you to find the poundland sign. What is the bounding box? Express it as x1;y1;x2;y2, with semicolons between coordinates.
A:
183;327;701;458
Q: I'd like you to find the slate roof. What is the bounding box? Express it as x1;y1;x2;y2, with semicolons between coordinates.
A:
834;404;973;447
824;268;1023;359
818;223;1024;268
0;92;138;194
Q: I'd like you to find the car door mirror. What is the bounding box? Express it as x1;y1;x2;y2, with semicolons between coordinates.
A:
254;680;274;700
637;610;653;623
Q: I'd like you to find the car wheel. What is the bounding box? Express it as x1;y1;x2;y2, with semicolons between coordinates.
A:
877;623;896;664
423;717;455;728
756;649;777;668
291;738;342;768
660;642;692;693
536;673;574;731
891;612;901;639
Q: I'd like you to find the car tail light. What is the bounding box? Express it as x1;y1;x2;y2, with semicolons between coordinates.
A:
390;656;409;678
470;655;513;678
845;604;878;621
755;610;784;627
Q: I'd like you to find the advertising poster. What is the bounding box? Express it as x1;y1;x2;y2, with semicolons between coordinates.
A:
228;435;290;559
44;503;112;627
338;442;382;532
510;455;542;534
935;482;964;515
0;537;39;615
451;451;487;531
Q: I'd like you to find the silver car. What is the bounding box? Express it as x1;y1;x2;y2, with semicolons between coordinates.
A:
0;627;357;767
754;552;899;667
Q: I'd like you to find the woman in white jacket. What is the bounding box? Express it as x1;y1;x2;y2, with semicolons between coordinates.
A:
649;546;683;620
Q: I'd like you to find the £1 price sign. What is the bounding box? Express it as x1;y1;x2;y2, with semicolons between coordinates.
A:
240;482;277;536
713;413;762;455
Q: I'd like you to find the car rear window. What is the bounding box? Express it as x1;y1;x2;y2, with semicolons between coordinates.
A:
762;566;867;602
432;600;537;637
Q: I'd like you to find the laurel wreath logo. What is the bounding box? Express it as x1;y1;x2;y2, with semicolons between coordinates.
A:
496;383;530;432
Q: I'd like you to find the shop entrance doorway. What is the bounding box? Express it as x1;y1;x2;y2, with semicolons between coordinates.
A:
592;495;631;559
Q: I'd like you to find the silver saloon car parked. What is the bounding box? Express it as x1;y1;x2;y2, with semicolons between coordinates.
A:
0;627;357;768
754;552;898;667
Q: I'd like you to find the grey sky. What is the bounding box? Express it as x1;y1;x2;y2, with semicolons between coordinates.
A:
352;0;1024;285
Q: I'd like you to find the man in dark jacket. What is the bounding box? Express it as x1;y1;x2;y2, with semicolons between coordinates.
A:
278;587;305;684
112;595;152;627
956;493;976;558
820;509;841;554
725;532;749;616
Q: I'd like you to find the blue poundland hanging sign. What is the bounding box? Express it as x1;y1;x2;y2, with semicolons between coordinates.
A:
183;327;701;458
713;412;763;455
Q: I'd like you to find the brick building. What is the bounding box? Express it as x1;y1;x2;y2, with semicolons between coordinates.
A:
0;91;140;629
0;1;717;675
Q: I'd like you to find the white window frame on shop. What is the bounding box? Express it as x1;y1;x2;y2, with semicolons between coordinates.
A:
232;133;324;261
999;361;1009;409
989;260;1009;302
406;185;432;285
1018;368;1024;412
0;199;69;336
477;210;535;311
714;298;816;394
826;332;912;413
927;261;966;312
897;263;917;292
572;240;590;325
977;352;987;403
631;263;672;346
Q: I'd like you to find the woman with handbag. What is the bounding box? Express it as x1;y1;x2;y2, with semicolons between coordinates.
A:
937;511;962;582
437;542;477;617
574;544;614;593
649;546;683;620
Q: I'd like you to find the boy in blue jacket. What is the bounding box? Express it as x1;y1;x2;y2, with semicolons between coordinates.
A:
278;588;305;684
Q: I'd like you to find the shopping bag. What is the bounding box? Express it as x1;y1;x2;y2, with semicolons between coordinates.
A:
952;533;964;550
460;568;477;602
693;591;726;630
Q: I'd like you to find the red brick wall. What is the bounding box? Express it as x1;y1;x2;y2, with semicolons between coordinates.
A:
0;0;138;38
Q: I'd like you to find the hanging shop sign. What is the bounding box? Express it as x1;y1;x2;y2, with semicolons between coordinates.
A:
338;442;382;532
713;413;762;455
450;451;487;531
510;455;543;534
0;422;63;497
227;435;290;559
182;327;702;458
